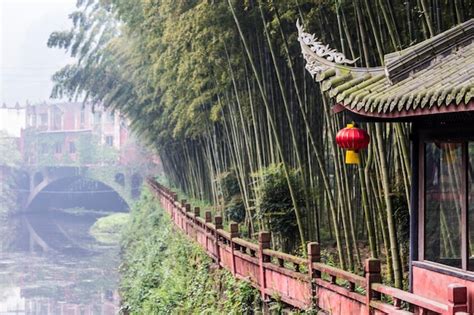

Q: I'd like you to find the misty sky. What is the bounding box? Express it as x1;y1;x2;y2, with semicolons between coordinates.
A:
0;0;76;105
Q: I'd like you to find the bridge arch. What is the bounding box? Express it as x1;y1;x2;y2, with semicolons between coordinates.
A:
26;175;131;211
33;171;44;187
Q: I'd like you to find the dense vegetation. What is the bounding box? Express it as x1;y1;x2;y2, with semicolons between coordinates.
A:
0;132;22;216
49;0;474;289
90;212;129;244
119;189;261;314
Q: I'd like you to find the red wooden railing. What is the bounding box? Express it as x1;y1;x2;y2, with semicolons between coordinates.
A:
148;179;470;315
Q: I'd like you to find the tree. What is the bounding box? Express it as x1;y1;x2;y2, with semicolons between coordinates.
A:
49;0;474;286
0;131;21;167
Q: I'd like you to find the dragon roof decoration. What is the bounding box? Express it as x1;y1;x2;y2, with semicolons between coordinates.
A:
296;18;474;120
296;19;358;77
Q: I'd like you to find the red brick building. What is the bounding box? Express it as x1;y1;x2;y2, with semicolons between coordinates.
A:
22;102;131;165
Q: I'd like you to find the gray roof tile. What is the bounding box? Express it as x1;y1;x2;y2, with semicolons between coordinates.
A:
298;18;474;119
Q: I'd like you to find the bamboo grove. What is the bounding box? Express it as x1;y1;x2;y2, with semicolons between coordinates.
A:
48;0;474;288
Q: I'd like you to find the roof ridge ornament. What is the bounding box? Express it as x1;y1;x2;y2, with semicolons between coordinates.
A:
297;19;358;77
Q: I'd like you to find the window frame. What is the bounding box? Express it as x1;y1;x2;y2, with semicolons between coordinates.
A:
105;135;114;147
69;141;76;154
54;142;63;154
419;129;472;272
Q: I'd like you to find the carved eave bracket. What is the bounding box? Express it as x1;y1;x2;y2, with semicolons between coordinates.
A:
297;19;359;79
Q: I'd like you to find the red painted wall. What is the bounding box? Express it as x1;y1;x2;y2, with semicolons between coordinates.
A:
63;110;75;130
413;265;474;312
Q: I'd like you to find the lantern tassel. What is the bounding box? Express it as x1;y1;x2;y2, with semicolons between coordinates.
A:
345;150;360;164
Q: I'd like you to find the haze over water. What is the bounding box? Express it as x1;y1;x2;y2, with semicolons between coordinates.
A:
1;3;131;314
0;208;121;314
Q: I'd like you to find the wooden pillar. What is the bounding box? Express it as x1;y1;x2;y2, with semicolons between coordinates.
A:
258;231;271;301
214;215;223;266
205;211;212;223
180;199;187;230
447;284;468;314
172;193;178;221
307;242;320;308
166;190;171;213
230;222;239;237
191;207;200;240
184;203;191;234
229;222;239;275
365;258;381;315
186;207;201;242
214;215;223;229
204;211;212;253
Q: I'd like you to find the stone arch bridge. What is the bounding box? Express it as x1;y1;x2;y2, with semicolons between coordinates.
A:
20;166;143;210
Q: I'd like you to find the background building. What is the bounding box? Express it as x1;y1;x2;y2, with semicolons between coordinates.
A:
0;103;26;137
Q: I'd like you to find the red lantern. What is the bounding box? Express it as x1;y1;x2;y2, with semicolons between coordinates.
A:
336;123;370;165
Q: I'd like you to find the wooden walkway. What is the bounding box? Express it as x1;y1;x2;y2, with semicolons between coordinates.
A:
148;179;469;315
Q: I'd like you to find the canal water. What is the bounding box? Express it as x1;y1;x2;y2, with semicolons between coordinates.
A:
0;209;123;315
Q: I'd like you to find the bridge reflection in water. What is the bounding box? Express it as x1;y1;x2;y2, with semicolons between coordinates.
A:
0;286;118;315
0;209;122;315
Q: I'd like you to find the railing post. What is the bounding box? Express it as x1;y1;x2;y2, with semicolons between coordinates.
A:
214;215;223;267
180;199;187;230
172;193;178;221
214;215;223;229
230;222;240;238
166;191;171;213
307;242;320;308
204;210;212;253
447;284;467;314
365;258;381;315
258;231;271;302
184;203;191;235
205;211;212;223
190;207;200;240
229;223;240;276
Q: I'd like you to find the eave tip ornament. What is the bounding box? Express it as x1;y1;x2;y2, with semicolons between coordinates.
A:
336;123;370;165
297;19;358;77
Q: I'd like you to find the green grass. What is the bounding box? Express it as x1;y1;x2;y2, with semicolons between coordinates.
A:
90;213;129;244
119;188;261;314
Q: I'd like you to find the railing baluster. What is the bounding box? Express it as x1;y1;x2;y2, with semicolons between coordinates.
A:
365;258;381;315
278;258;284;267
184;203;191;234
294;263;300;272
349;282;355;292
214;215;222;267
150;181;469;314
229;222;239;276
393;297;401;309
205;210;212;223
258;232;271;302
447;284;467;314
307;242;320;309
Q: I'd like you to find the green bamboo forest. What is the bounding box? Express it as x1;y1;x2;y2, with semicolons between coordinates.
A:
48;0;474;297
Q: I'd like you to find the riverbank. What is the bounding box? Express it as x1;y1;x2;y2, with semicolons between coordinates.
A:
119;188;262;314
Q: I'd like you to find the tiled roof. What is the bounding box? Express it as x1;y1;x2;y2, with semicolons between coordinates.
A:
298;19;474;119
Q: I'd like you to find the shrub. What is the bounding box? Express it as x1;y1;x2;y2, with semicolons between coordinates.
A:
253;163;305;252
